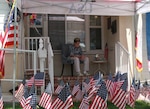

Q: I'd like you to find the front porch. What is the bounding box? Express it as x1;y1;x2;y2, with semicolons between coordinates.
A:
2;36;129;96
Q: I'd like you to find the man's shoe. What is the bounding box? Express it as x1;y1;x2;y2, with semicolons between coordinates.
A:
77;72;83;76
83;71;90;76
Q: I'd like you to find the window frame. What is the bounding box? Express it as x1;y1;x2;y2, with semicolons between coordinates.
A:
27;14;105;54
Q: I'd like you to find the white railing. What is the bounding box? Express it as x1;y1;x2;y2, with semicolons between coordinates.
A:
115;41;129;74
23;37;49;70
23;36;54;92
115;42;131;90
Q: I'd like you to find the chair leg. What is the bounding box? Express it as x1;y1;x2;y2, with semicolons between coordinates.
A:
71;64;73;76
61;64;64;76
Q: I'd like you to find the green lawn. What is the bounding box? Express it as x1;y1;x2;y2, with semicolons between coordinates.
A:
71;101;150;109
4;100;150;109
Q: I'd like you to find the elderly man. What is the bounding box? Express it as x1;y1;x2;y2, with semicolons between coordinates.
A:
70;38;89;76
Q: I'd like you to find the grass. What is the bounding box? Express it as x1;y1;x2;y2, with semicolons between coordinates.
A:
4;100;150;109
71;101;150;109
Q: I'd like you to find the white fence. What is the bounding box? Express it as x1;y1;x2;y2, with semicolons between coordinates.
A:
23;36;54;92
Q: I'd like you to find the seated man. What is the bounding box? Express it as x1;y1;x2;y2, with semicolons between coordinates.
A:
70;37;89;76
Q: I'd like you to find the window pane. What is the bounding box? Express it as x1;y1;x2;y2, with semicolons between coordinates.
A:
48;15;65;50
30;28;42;37
90;16;101;26
90;28;101;50
66;15;85;51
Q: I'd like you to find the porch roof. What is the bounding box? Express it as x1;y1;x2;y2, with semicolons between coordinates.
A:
17;0;150;16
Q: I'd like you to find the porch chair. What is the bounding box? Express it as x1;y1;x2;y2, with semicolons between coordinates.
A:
60;43;74;76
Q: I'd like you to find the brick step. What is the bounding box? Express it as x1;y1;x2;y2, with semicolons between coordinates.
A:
25;70;108;95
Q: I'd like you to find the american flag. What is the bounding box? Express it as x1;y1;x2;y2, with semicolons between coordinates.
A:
39;82;52;109
82;78;91;93
26;84;36;109
39;92;52;109
19;85;28;108
15;78;26;100
90;72;102;87
126;85;135;107
105;73;113;92
79;93;89;109
72;80;80;96
51;84;73;109
114;71;121;82
75;85;83;101
27;72;44;87
6;22;18;47
120;73;128;81
21;84;36;109
126;78;136;107
0;0;17;79
23;95;32;109
55;80;65;94
90;81;108;109
3;2;19;48
30;93;37;109
15;83;24;100
111;78;128;109
0;86;3;109
87;78;102;101
0;33;6;79
134;80;140;100
110;73;125;99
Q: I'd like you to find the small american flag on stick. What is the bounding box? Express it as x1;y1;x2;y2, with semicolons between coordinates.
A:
79;93;89;109
27;72;44;87
51;84;73;109
90;81;108;109
111;78;128;109
39;82;52;109
72;80;80;96
55;80;65;94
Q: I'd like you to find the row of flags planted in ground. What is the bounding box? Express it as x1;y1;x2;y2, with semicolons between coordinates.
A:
0;72;149;109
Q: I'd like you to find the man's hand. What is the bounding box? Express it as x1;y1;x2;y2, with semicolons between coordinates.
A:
80;55;85;61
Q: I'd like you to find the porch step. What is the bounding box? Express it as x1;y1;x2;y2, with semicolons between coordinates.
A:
25;70;108;95
54;76;93;90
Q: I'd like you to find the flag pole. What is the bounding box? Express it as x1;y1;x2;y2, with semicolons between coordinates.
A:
12;0;17;108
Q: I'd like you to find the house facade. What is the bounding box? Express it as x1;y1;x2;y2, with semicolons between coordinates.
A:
1;0;150;93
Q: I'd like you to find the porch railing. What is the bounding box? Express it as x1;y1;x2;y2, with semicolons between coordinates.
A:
23;36;54;92
115;41;131;89
115;41;129;73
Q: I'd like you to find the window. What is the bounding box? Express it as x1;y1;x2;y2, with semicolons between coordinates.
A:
48;15;65;50
66;15;85;51
29;14;43;50
89;15;102;50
